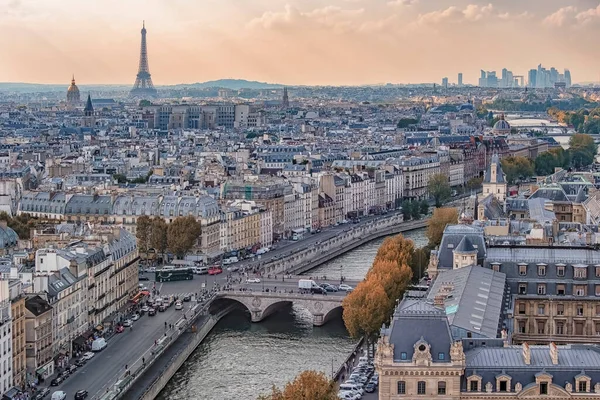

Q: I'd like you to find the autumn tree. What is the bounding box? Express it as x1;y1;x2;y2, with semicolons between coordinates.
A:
426;207;458;248
258;370;337;400
342;279;390;346
427;173;451;207
373;234;415;269
149;217;168;263
167;215;202;259
0;211;41;240
136;215;152;260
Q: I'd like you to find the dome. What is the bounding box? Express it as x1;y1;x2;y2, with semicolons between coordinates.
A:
67;75;81;104
492;114;511;135
0;224;18;249
459;103;474;111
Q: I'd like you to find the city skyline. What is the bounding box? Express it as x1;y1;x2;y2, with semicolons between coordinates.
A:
0;0;599;86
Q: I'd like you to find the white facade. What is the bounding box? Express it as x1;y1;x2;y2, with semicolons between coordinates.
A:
0;280;12;394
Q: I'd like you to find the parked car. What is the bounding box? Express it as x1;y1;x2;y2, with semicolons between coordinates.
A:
32;388;50;400
246;278;261;283
74;390;88;400
148;308;156;316
68;364;77;374
158;304;166;312
51;392;66;400
122;319;133;327
115;325;124;333
138;275;150;281
50;377;63;386
81;352;95;361
365;382;376;393
131;313;140;321
175;301;183;310
75;358;86;367
338;284;354;292
141;305;149;312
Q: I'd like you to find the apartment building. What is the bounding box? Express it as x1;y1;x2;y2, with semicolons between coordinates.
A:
400;155;440;200
9;280;25;389
24;296;53;382
0;280;12;395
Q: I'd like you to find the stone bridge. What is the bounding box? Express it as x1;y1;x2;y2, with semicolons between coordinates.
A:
210;291;346;326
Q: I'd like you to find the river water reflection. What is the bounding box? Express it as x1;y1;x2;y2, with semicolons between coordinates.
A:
157;228;427;400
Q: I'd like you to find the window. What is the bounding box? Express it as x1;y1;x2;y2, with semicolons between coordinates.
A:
538;304;545;315
577;305;584;316
575;285;586;296
400;352;407;360
492;264;500;272
470;380;479;392
596;305;600;316
557;265;565;277
578;381;587;393
518;320;526;333
596;323;600;335
574;266;587;279
538;265;546;276
397;381;406;395
438;382;446;395
557;304;564;315
596;285;600;297
519;265;527;276
518;303;526;314
538;284;546;295
499;380;508;392
438;352;445;360
596;266;600;278
557;284;566;296
537;321;545;334
417;381;426;395
540;382;548;395
519;283;527;295
556;322;564;335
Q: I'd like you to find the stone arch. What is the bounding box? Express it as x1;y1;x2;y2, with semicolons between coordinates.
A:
260;300;294;322
209;297;251;317
322;305;344;325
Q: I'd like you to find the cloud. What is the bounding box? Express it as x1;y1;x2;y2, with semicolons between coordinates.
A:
576;4;600;24
543;6;577;26
387;0;419;6
413;3;494;26
247;5;364;33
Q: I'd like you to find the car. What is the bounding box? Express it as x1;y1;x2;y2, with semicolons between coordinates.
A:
68;364;77;374
51;391;66;400
81;352;95;361
141;305;149;312
364;382;376;393
226;266;239;272
74;390;88;400
75;358;86;367
131;313;140;321
158;304;166;312
50;377;63;386
115;325;124;333
57;370;70;379
122;319;133;327
338;284;354;292
32;388;50;400
324;284;338;292
246;278;261;283
138;275;150;281
175;301;183;310
148;308;156;316
183;295;191;302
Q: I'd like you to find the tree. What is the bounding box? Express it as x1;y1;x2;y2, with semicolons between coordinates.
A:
149;217;168;263
112;174;127;184
342;279;390;344
136;216;152;260
258;370;337;400
0;211;41;240
569;133;597;169
427;173;451;207
167;216;202;259
373;234;415;269
500;156;534;184
397;118;419;129
466;177;483;191
426;207;459;248
410;201;421;220
419;200;429;215
139;99;152;107
409;247;430;282
400;200;412;221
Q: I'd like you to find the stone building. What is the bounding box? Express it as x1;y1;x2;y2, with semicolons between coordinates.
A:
481;153;506;202
24;296;53;382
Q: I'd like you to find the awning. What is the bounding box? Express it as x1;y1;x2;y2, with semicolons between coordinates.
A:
73;336;87;348
36;367;47;376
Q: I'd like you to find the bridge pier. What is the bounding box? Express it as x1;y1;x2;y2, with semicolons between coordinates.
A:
313;314;324;326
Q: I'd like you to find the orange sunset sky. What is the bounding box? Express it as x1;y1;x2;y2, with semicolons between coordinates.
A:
0;0;599;86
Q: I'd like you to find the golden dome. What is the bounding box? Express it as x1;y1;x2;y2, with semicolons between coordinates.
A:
67;74;81;103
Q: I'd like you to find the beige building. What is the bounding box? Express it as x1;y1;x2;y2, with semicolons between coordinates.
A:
24;296;54;382
9;281;26;389
481;154;507;202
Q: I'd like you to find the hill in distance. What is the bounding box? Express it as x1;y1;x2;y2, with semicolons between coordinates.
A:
164;79;283;90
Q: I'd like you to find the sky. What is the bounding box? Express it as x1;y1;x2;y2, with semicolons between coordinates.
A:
0;0;599;86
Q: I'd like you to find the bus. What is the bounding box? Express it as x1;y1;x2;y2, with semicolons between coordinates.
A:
291;228;305;241
155;267;194;282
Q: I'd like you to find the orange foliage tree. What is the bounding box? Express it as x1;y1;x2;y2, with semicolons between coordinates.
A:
258;370;337;400
426;207;458;248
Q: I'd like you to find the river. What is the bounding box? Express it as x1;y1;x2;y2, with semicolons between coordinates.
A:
156;228;428;400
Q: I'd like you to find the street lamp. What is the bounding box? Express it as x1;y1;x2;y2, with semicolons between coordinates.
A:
340;265;343;285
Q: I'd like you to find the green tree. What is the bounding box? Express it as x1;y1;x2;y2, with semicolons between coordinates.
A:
139;99;152;107
400;200;412;221
112;174;128;184
534;152;559;176
466;177;483;191
409;247;430;282
136;216;152;260
419;200;429;215
427;173;451;207
149;217;168;263
410;201;421;220
569;133;597;169
257;370;337;400
167;216;202;259
426;207;459;248
500;156;534;184
397;118;419;128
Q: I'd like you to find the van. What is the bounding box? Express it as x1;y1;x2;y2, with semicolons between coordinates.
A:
91;338;107;352
193;266;209;275
222;257;239;265
339;384;362;394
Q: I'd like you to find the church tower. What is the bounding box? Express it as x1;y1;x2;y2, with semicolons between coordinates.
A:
66;75;81;106
83;94;95;128
482;153;507;202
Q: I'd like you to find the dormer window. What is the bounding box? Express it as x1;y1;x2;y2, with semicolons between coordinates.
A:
575;373;591;393
468;374;482;392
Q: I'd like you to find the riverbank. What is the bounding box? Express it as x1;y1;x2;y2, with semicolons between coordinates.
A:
262;217;428;276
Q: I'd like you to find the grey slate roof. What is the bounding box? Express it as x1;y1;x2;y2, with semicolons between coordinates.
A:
529;184;569;202
482;154;505;184
427;266;506;339
437;225;486;269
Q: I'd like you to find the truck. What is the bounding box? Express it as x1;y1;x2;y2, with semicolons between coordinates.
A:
91;338;107;352
298;279;326;294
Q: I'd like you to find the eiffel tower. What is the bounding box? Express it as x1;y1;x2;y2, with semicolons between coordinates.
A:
130;21;158;98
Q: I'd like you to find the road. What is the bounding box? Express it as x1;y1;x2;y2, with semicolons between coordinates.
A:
48;304;184;399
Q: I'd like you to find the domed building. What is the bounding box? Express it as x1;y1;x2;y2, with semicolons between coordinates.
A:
492;113;511;135
0;222;18;254
67;75;81;105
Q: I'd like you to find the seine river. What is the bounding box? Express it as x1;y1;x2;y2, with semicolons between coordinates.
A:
157;228;428;400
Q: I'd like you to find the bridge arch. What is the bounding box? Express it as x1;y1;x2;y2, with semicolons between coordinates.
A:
209;297;251;317
260;300;293;322
322;305;344;325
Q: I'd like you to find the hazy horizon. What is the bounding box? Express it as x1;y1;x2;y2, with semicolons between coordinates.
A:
1;0;599;86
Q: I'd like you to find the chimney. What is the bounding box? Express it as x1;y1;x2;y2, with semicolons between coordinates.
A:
550;342;558;365
434;294;445;307
522;342;530;365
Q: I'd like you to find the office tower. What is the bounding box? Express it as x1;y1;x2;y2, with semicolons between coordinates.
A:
458;73;463;87
565;69;572;88
282;87;289;108
487;71;498;88
479;70;487;87
442;77;448;89
130;21;158;98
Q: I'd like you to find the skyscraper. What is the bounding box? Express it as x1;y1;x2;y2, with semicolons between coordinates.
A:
528;69;537;88
565;69;572;88
282;87;289;108
442;77;448;89
130;21;158;98
457;73;463;87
